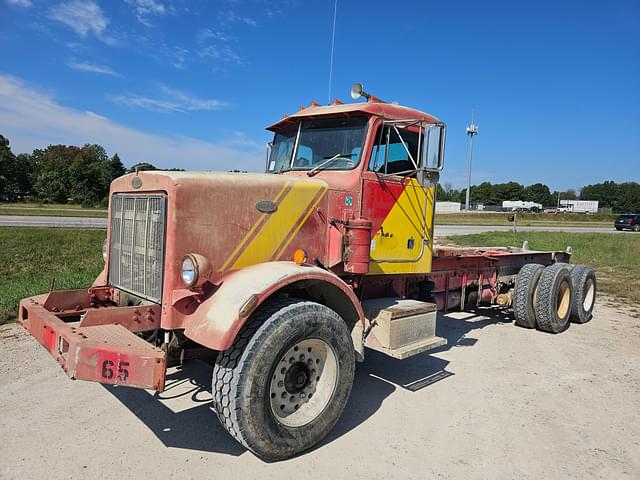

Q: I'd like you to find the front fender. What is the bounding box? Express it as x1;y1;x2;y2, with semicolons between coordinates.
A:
183;262;365;351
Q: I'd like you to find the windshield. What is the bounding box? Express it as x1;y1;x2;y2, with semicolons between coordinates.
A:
267;117;368;173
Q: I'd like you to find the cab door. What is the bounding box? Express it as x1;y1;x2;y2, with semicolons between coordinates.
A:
360;121;442;274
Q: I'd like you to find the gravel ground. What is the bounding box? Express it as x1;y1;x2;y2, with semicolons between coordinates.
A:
1;304;639;479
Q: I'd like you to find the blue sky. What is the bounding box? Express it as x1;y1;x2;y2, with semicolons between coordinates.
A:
1;0;638;190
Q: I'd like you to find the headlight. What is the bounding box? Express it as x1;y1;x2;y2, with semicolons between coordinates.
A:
181;255;198;287
102;239;108;262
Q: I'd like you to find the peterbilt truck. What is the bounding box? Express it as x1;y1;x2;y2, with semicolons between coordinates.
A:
18;84;597;460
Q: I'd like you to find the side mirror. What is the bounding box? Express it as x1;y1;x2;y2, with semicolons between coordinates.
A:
421;123;446;171
265;141;274;172
417;123;445;187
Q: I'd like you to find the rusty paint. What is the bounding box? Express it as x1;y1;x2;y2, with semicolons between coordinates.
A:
18;292;166;391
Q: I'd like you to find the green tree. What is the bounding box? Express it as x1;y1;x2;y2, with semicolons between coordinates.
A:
523;183;553;206
127;162;157;173
68;144;112;206
471;182;497;205
109;153;126;180
33;145;80;203
0;134;17;197
493;182;525;204
14;153;37;196
581;181;640;212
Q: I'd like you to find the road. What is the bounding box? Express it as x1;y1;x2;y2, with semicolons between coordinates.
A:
0;215;622;236
433;224;618;236
1;304;638;479
0;215;107;229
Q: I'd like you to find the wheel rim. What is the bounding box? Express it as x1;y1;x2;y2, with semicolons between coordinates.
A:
583;278;595;311
557;280;571;319
269;338;338;427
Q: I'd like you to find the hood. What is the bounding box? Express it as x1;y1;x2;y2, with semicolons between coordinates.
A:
110;171;330;281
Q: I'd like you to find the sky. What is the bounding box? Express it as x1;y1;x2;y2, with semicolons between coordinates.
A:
0;0;639;191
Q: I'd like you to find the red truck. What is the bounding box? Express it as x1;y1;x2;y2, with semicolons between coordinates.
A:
18;84;597;460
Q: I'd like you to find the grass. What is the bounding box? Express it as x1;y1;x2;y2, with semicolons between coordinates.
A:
0;227;105;324
442;231;640;316
0;203;107;218
436;211;615;227
1;227;636;325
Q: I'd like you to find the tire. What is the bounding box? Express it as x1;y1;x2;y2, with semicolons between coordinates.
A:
615;227;623;231
513;263;544;328
634;224;640;232
570;265;596;323
211;297;355;461
535;263;573;333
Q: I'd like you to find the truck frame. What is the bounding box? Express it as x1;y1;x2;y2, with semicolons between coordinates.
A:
18;84;597;460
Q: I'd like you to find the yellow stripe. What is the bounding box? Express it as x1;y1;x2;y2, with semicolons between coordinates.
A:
219;183;289;271
232;182;324;269
274;187;327;260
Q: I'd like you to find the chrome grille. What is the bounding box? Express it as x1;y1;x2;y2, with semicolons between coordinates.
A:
108;194;166;303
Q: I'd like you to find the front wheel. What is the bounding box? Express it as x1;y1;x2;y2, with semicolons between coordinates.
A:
212;298;355;461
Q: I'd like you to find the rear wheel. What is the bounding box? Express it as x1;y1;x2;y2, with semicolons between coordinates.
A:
513;263;544;329
211;297;355;461
634;224;640;232
570;265;596;323
535;263;573;333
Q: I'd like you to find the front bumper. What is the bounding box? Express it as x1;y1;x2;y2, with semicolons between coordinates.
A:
18;289;166;392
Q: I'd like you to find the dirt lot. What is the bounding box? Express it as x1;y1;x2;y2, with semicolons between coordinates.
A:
1;304;639;479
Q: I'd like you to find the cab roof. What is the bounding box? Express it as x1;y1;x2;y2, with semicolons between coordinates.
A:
266;100;441;132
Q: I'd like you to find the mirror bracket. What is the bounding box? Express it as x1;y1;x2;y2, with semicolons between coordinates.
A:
417;169;440;188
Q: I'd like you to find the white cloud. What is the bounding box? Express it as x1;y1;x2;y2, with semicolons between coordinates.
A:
124;0;170;26
67;61;123;77
197;28;230;44
48;0;115;45
6;0;33;7
197;44;241;64
219;10;257;27
0;75;262;171
108;85;230;113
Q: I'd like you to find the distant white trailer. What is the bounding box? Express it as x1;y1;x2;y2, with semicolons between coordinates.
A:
502;200;543;211
436;201;461;214
560;200;599;213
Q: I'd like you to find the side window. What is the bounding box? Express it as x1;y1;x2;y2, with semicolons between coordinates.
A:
368;126;420;176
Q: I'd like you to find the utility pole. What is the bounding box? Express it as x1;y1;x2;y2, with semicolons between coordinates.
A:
465;110;479;211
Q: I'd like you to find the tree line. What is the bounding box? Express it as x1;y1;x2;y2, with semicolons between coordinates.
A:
437;180;640;212
1;134;638;211
0;135;182;207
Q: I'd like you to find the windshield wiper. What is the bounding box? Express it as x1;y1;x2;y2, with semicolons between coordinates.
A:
307;153;355;176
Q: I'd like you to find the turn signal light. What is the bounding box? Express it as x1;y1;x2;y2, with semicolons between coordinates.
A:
293;249;308;265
